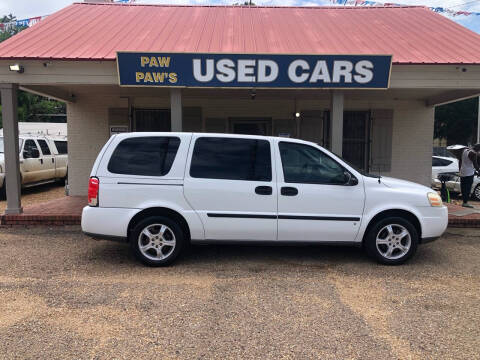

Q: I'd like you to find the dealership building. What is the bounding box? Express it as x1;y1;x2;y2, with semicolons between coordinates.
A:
1;2;480;214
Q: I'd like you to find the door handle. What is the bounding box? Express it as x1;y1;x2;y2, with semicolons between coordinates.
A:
52;158;55;163
39;159;43;165
255;186;273;195
281;186;298;196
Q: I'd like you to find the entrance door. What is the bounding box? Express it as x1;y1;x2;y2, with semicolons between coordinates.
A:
342;111;370;171
275;139;365;242
134;109;171;132
230;118;272;136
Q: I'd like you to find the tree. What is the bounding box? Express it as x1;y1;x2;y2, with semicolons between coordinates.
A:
0;14;66;129
434;97;478;146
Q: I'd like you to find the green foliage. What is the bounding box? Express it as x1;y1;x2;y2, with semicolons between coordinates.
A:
434;97;478;146
0;14;66;128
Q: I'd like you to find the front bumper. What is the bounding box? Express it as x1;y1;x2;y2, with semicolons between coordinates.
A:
418;205;449;240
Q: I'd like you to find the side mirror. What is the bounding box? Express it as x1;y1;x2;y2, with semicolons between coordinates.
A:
344;171;358;186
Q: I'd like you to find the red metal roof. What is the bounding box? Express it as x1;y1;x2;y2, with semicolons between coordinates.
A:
1;3;480;64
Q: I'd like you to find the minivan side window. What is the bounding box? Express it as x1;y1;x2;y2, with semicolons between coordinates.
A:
54;141;68;154
279;142;346;184
190;137;272;181
37;139;51;155
108;137;181;176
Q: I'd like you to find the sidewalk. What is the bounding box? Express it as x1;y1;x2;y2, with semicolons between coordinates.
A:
447;203;480;228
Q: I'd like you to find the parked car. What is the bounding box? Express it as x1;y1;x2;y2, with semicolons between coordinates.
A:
82;133;448;266
431;155;459;188
439;173;480;201
0;136;68;199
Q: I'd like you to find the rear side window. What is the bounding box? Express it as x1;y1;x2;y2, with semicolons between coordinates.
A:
190;137;272;181
37;139;51;155
108;137;180;176
54;141;68;154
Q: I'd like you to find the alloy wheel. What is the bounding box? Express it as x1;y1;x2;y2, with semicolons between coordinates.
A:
137;223;176;261
375;224;411;260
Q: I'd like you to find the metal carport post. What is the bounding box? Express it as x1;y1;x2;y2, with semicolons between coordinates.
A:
0;83;22;214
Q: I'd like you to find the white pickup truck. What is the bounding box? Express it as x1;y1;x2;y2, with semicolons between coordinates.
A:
0;135;68;199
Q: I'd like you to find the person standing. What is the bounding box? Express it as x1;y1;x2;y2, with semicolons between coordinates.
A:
459;144;480;208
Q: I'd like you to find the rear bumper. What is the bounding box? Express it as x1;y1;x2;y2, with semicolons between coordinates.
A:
81;206;139;238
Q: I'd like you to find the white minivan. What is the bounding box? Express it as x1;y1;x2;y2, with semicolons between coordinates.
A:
82;133;448;266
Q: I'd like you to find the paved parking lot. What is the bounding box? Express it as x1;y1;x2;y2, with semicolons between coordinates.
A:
0;226;479;359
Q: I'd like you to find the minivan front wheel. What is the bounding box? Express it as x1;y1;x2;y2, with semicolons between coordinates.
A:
130;216;184;266
365;217;418;265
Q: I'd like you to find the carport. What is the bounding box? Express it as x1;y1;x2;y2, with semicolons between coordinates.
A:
2;3;480;215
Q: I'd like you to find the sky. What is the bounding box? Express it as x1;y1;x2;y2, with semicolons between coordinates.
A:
1;0;480;33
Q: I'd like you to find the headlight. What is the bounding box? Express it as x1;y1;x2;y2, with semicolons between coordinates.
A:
427;192;442;207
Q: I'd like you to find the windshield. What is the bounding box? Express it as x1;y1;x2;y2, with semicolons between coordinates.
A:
0;137;23;154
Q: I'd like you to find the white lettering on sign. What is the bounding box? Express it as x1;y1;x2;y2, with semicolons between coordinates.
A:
288;60;310;83
238;60;256;82
193;59;214;82
309;60;330;83
332;61;353;83
353;60;374;84
191;58;375;85
257;60;278;82
216;59;236;82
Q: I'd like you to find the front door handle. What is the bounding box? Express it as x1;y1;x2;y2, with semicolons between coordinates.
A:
39;159;43;165
281;186;298;196
52;158;55;163
255;186;273;195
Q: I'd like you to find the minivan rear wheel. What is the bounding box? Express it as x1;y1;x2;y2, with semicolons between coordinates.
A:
364;216;418;265
130;216;185;266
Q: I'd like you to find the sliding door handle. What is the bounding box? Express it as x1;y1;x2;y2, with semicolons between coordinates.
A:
281;186;298;196
255;186;273;195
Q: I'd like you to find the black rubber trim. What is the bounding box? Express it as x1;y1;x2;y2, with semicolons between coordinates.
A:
117;182;183;186
420;236;440;244
207;213;359;221
83;231;128;243
191;239;361;247
278;215;360;221
207;213;277;219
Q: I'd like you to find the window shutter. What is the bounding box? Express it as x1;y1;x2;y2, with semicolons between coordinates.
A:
370;109;393;173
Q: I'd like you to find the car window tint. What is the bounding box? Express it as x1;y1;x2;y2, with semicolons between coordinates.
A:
24;140;40;158
279;142;346;184
190;137;272;181
108;137;180;176
37;140;51;155
432;157;440;167
54;141;68;154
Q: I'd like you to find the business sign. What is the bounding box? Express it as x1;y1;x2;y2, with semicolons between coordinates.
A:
117;52;392;89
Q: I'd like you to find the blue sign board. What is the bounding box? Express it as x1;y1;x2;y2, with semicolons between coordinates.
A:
117;52;392;89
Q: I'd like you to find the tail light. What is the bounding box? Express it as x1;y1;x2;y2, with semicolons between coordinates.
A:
88;177;99;207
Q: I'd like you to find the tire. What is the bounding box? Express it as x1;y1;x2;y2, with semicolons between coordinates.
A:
472;184;480;201
129;216;185;267
364;216;418;265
